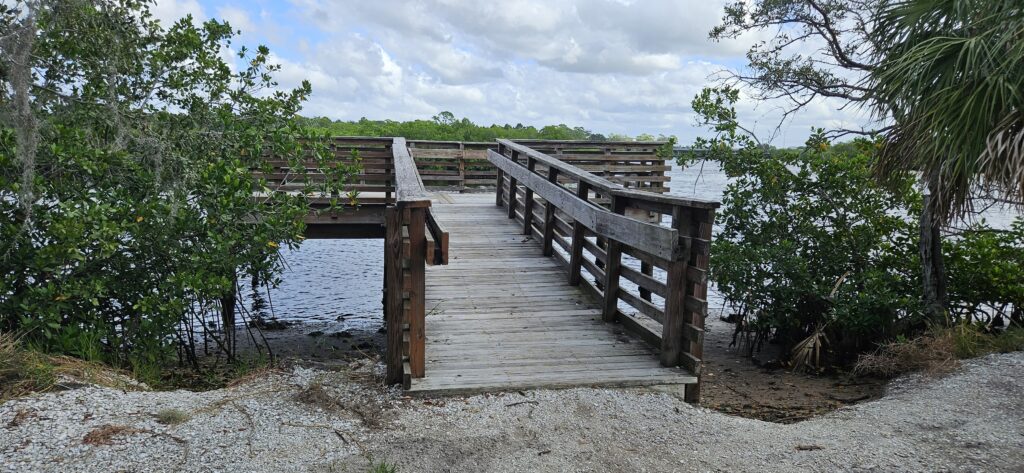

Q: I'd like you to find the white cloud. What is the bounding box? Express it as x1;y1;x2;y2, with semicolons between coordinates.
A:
151;0;205;25
162;0;872;145
216;5;256;35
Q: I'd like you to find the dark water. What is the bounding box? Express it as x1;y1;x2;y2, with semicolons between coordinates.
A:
266;163;1021;330
268;239;384;326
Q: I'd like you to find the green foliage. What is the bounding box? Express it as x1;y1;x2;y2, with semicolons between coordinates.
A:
0;1;352;375
945;219;1024;325
299;112;671;143
688;87;1024;365
368;461;398;473
688;87;923;360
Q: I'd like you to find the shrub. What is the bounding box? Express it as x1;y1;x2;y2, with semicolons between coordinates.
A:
0;2;356;376
944;219;1024;326
686;87;922;364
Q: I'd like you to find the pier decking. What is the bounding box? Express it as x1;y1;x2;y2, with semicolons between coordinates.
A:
410;193;697;394
265;137;717;401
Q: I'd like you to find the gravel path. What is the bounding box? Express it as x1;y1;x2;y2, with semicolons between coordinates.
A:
2;353;1022;472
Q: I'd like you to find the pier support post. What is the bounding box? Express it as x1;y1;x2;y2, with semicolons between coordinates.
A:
384;207;403;385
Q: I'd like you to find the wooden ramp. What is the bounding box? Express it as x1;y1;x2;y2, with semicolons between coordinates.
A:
407;193;697;395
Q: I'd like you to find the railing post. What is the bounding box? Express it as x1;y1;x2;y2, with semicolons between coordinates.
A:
568;181;590;286
496;143;505;207
661;206;691;368
684;207;714;404
384;207;403;384
385;141;393;203
542;168;560;256
458;142;466;193
406;207;427;383
522;157;536;235
601;196;625;323
507;150;519;219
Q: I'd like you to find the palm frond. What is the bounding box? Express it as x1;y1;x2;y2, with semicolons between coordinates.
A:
867;0;1024;221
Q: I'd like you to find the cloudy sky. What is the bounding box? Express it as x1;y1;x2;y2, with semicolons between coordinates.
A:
153;0;870;145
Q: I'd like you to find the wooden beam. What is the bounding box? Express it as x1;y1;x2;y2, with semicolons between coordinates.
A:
568;181;590;286
601;196;625;323
639;261;654;301
384;207;403;384
495;143;505;207
507;150;519;219
425;209;450;265
407;207;426;378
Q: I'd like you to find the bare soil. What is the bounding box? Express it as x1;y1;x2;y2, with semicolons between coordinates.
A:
237;320;387;366
699;315;885;423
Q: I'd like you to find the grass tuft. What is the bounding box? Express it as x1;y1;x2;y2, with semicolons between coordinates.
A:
154;408;190;425
369;460;398;473
0;332;57;402
1;332;147;402
855;325;1024;378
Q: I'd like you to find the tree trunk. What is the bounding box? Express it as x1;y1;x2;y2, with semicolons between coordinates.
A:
920;181;947;324
221;277;238;361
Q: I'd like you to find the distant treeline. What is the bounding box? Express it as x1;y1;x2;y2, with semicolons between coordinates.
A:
299;111;673;142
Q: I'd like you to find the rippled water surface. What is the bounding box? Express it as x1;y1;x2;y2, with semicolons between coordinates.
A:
269;239;384;328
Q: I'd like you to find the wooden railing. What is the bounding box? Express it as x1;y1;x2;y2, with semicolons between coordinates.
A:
490;139;718;402
258;136;395;204
383;138;448;387
407;140;671;192
407;140;493;190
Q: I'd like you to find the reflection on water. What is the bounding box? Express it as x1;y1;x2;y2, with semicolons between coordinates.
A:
266;162;1021;330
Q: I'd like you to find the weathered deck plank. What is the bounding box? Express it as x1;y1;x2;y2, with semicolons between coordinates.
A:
408;192;696;395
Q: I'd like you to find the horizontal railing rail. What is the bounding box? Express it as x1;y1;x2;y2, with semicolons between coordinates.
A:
491;139;719;402
407;139;672;192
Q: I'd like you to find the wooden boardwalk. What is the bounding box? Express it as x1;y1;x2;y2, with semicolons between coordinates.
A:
407;193;697;395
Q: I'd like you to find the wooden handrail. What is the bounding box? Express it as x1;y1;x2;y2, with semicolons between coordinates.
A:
488;149;681;261
392;137;431;206
491;140;718;403
497;139;619;195
496;139;717;210
513;139;670;146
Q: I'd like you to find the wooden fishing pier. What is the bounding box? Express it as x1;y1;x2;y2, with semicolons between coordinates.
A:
261;137;718;401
